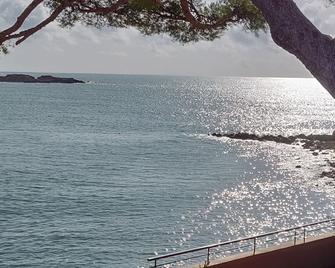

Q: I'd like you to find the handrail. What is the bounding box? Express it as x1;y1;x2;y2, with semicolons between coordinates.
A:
147;217;335;267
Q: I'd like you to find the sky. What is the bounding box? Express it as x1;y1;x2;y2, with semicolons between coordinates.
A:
0;0;335;77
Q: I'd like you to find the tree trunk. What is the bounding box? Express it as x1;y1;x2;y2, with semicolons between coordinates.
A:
251;0;335;98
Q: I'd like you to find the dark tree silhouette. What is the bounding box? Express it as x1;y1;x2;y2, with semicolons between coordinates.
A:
1;0;335;98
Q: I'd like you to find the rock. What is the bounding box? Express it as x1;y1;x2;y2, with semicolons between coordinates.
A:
210;131;335;186
0;74;85;84
212;133;223;138
36;75;84;84
210;132;335;151
210;132;296;144
327;161;335;168
321;170;335;178
0;74;36;83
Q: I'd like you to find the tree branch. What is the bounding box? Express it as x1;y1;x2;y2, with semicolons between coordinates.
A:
76;0;128;14
179;0;204;28
178;0;236;29
0;0;252;49
10;4;67;45
0;0;44;37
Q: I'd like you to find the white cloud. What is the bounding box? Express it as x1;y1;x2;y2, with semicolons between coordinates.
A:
0;0;48;29
0;0;334;77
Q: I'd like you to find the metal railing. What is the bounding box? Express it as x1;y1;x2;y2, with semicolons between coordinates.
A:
147;218;335;268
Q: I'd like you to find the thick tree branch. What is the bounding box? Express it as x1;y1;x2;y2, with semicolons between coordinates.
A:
11;4;67;45
251;0;335;98
0;0;68;45
0;0;44;37
179;0;203;27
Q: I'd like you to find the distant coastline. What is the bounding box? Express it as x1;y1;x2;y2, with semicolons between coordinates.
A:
0;74;85;84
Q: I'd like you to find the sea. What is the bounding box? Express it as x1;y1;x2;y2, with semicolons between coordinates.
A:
1;74;335;267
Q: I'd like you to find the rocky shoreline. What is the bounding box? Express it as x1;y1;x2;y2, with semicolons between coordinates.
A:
210;132;335;185
0;74;85;84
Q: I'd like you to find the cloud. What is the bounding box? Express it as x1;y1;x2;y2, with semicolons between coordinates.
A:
0;0;48;29
296;0;335;35
0;0;334;77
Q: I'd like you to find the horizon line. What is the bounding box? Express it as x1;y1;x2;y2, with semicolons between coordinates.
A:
0;70;313;79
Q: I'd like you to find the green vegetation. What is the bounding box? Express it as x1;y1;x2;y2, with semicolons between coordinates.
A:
0;0;266;49
2;0;335;97
49;0;266;43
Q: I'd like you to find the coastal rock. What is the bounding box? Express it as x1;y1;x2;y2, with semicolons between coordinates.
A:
321;170;335;178
36;75;84;84
210;132;335;150
327;161;335;168
211;132;296;144
211;131;335;186
0;74;36;83
0;74;85;84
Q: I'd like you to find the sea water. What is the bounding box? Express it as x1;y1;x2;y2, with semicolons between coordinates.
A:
1;74;334;267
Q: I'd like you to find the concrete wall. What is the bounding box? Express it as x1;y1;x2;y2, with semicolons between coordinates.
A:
209;236;335;268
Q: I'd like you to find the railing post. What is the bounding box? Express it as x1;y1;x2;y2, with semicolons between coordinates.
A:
253;237;257;255
206;247;210;265
154;259;157;268
294;230;297;245
303;228;306;243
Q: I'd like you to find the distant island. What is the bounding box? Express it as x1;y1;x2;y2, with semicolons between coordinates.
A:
0;74;85;84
